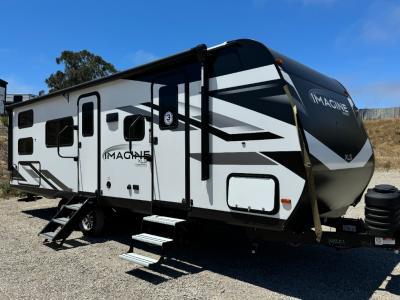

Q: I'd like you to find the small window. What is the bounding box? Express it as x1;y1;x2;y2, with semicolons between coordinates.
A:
159;85;178;130
18;110;33;128
45;117;74;147
18;138;33;155
124;115;145;141
82;102;94;137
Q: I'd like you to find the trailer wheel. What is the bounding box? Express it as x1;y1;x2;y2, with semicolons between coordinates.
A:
79;207;105;237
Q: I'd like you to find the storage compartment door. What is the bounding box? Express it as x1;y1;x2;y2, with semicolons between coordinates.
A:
227;175;278;214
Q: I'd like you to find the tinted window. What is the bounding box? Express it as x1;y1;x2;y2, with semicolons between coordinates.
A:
124;115;145;141
45;117;74;147
82;102;94;137
209;40;273;78
159;85;178;130
18;110;33;128
209;48;241;78
18;137;33;155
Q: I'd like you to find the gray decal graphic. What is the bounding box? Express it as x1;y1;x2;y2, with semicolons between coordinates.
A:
190;152;277;165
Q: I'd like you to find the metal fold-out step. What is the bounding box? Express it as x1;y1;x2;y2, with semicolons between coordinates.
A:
40;231;56;241
65;203;83;211
120;214;187;269
119;253;159;267
38;196;95;246
52;217;69;226
132;233;173;246
143;215;185;226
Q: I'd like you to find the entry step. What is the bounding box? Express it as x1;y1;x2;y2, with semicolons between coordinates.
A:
119;252;158;267
65;203;82;211
52;217;69;226
132;233;173;246
40;231;56;241
143;215;186;226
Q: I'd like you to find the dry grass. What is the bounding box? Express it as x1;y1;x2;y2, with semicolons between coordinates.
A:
363;118;400;170
0;115;8;127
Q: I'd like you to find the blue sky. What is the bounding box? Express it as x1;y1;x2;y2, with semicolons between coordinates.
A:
1;0;399;108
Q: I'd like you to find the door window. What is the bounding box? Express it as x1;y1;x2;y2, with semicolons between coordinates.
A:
82;102;94;137
124;115;145;141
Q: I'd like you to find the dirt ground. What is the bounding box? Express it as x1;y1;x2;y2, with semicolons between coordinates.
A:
0;170;399;300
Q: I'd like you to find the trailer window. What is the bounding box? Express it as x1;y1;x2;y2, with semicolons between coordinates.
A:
159;85;178;130
18;110;33;128
18;137;33;155
124;115;145;141
208;40;273;78
45;117;74;147
82;102;94;137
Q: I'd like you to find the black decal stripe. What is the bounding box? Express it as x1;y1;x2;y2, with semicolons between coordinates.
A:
192;113;262;130
209;81;295;125
117;104;196;132
26;169;40;179
190;152;277;165
27;163;59;190
142;103;282;141
261;152;305;178
117;105;151;117
41;170;72;192
211;80;282;94
12;167;27;182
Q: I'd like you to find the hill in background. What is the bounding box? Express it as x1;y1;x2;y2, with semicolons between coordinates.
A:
363;118;400;169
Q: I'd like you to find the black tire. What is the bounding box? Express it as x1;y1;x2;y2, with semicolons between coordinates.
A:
79;207;105;237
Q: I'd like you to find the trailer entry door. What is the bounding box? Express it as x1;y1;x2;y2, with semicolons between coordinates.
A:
78;94;99;194
152;82;189;207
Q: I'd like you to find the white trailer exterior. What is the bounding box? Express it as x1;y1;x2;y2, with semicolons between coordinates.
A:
8;39;389;263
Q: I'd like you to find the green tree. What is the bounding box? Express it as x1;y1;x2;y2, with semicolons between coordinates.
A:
45;50;118;92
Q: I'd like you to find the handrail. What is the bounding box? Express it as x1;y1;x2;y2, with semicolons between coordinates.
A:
57;125;77;160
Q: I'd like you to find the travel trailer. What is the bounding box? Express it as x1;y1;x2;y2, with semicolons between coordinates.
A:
6;39;399;268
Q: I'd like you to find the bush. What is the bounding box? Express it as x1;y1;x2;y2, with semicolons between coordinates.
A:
0;181;25;199
0;115;8;127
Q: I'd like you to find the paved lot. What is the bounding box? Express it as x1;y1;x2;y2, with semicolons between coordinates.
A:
0;170;399;299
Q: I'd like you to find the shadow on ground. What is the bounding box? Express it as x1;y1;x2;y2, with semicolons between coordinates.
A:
22;204;400;300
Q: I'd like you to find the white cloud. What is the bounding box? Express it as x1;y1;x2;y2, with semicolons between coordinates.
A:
0;48;12;54
2;75;40;94
350;81;400;108
253;0;336;7
129;50;158;66
337;1;400;45
301;0;336;5
359;1;400;43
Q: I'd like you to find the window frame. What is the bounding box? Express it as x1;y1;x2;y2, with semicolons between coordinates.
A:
18;110;33;129
123;115;145;141
18;137;33;155
45;116;74;148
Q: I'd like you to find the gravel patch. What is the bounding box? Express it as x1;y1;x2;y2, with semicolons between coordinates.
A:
0;170;399;299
